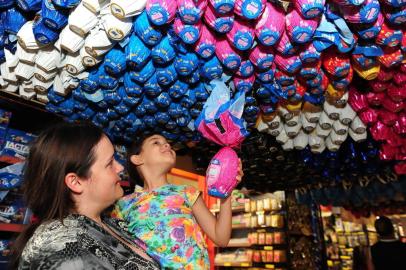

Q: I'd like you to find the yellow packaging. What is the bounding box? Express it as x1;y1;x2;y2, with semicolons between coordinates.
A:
271;215;284;228
353;63;380;81
244;215;251;227
266;215;272;226
257;200;264;211
271;199;280;210
250;200;257;212
286;101;302;112
245;201;251;212
257;213;265;226
263;198;271;211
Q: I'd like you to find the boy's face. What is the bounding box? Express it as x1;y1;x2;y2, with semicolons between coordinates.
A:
138;135;176;169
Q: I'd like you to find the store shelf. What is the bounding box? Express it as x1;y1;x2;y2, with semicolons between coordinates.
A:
254;262;287;267
232;224;285;230
0;223;25;232
214;262;252;267
254;244;286;250
215;242;251;248
254;209;284;214
232;223;249;229
0;159;21;165
0;90;47;112
211;205;245;213
215;243;286;249
211;207;284;214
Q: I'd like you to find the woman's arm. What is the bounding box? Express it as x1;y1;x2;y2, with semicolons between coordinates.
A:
192;160;243;247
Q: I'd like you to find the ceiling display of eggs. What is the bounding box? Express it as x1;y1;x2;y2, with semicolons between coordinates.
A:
0;0;405;207
192;129;403;209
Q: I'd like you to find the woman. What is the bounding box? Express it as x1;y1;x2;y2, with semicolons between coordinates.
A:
9;123;160;270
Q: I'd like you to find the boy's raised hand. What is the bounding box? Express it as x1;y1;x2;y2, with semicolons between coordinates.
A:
192;159;244;247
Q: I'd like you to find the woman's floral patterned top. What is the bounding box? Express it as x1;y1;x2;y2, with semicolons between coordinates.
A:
112;184;210;270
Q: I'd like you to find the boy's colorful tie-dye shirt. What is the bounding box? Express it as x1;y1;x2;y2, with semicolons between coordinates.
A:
112;184;210;270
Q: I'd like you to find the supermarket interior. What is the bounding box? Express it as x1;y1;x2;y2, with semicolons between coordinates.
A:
0;0;405;269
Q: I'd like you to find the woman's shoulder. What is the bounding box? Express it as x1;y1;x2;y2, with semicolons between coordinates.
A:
21;216;85;264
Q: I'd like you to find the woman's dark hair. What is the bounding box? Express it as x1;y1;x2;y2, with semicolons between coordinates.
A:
126;133;156;188
9;122;104;269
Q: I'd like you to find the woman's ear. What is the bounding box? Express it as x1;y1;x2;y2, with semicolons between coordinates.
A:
64;172;85;194
130;154;144;166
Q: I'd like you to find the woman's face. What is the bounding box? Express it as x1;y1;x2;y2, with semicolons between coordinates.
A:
85;136;124;208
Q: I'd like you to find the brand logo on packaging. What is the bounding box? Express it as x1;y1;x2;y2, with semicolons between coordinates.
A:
4;141;29;155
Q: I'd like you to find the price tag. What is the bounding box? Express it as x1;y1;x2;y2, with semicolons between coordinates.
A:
265;264;275;269
224;262;231;266
241;263;250;267
264;246;273;250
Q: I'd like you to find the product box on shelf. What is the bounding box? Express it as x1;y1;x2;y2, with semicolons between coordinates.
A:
0;129;36;164
0;163;28;224
0;110;12;131
0;239;13;265
0;109;12;153
0;191;26;224
114;144;127;167
0;163;24;191
212;190;289;269
211;189;249;212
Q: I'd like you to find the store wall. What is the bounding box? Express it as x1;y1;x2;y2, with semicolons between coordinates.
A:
167;174;199;189
175;155;199;174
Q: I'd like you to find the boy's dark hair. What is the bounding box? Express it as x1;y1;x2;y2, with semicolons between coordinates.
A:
126;133;156;187
375;216;394;237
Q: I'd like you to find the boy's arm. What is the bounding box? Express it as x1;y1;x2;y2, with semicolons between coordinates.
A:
192;195;232;247
192;160;243;247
